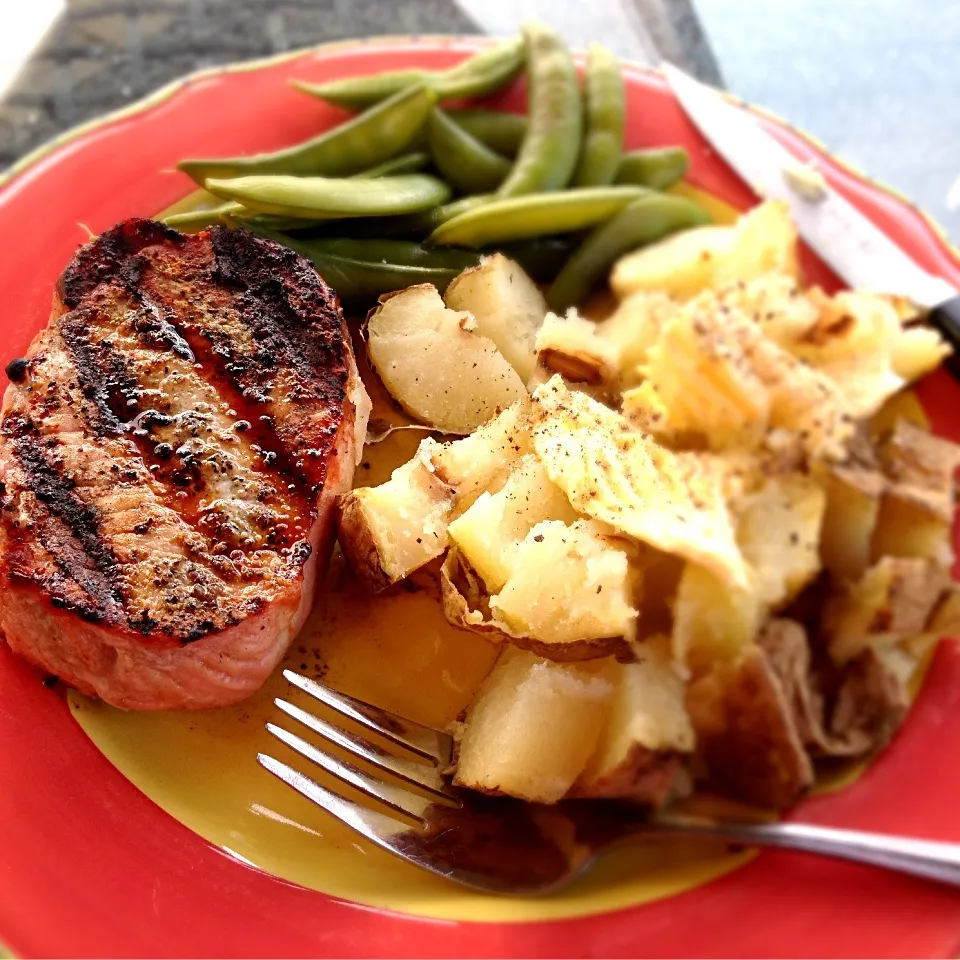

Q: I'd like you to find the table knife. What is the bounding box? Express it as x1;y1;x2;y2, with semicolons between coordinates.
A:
661;62;960;355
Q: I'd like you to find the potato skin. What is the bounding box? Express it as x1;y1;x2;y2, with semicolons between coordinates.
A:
336;495;395;593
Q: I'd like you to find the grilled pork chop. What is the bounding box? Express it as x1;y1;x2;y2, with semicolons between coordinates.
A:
0;219;368;709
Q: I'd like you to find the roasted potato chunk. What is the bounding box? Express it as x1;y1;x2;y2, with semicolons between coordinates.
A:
573;638;694;806
366;284;526;434
686;645;814;810
452;646;615;803
822;556;952;663
443;254;547;384
534;309;620;395
448;454;578;593
338;441;456;591
610;200;799;301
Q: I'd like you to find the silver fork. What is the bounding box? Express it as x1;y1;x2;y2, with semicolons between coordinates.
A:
258;669;960;895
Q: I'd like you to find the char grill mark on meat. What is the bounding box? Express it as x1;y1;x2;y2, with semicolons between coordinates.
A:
2;413;124;624
2;219;354;647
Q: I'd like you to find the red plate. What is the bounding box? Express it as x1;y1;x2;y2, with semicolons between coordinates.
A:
2;36;960;959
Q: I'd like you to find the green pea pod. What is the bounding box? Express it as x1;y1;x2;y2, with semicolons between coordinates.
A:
615;147;690;190
547;193;710;311
427;108;511;194
448;109;528;157
164;203;241;231
249;227;482;308
279;194;495;241
497;23;582;196
290;37;525;111
572;44;625;187
178;85;436;184
164;202;323;233
427;186;647;248
352;152;430;178
204;173;452;220
294;237;481;271
493;236;579;283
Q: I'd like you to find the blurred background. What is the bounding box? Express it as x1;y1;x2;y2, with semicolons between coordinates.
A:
1;0;957;240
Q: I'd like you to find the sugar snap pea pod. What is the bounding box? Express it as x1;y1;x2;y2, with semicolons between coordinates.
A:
280;193;494;241
164;202;322;233
572;44;625;187
615;147;690;190
163;202;242;231
448;109;528;157
294;237;481;271
351;152;430;178
547;193;710;311
204;173;452;220
289;37;525;111
249;227;482;307
427;186;647;248
178;85;436;185
497;23;582;197
427;108;511;194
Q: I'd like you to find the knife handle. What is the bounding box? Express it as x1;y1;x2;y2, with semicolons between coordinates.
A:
929;295;960;354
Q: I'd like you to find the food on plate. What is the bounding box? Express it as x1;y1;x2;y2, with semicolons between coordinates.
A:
204;173;453;220
290;36;526;110
425;186;651;248
451;646;615;803
572;637;694;804
170;24;704;324
364;284;526;433
572;43;626;188
427;107;513;195
496;22;582;197
546;192;711;311
615;147;690;190
179;84;438;183
443;253;548;384
337;198;958;811
609;200;799;301
0;220;367;709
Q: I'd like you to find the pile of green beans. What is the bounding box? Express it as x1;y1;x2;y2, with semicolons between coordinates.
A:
167;23;704;310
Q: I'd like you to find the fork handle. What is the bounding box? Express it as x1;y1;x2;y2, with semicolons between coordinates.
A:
649;813;960;887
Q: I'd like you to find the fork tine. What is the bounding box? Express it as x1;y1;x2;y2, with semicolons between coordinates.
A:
265;723;435;824
282;670;452;764
258;753;421;844
272;700;460;806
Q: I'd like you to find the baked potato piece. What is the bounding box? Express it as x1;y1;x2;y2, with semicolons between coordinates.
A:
430;399;533;509
641;288;855;460
822;556;952;663
815;463;883;580
870;419;960;565
531;378;749;590
597;290;676;386
441;520;638;661
366;284;526;434
890;325;951;382
573;637;694;806
672;563;762;676
610;200;799;301
534;309;620;396
452;646;615;803
686;644;814;810
673;471;824;675
443;254;547;384
447;454;578;593
787;290;906;418
338;441;456;591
